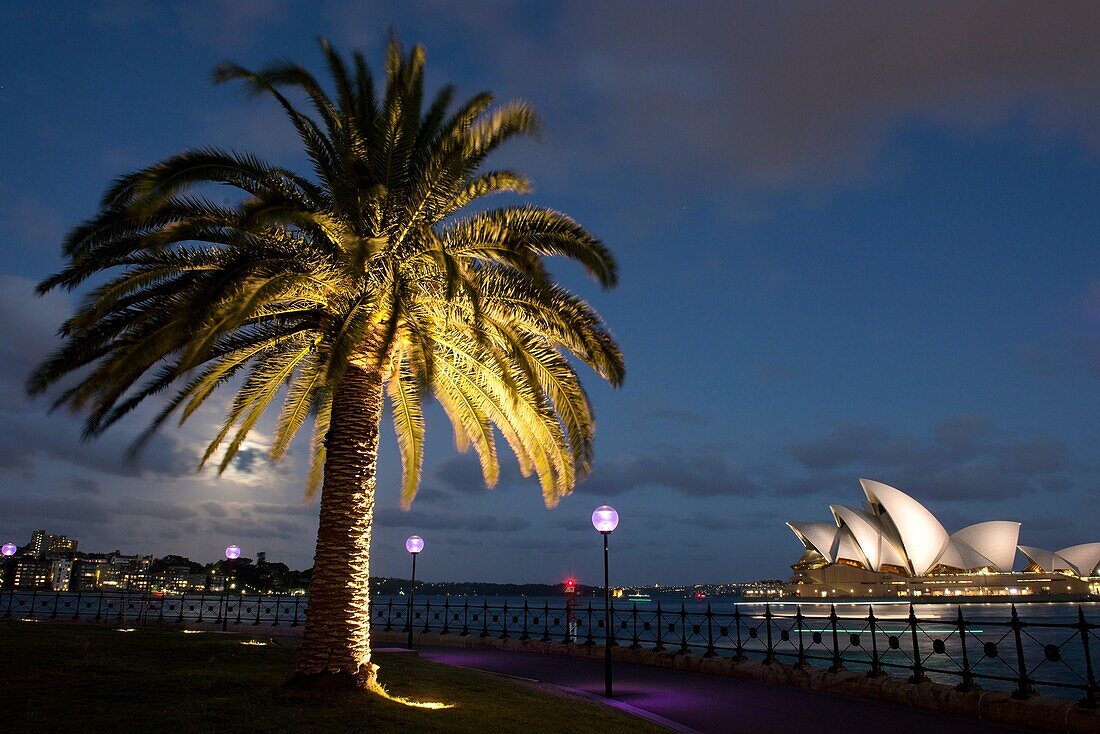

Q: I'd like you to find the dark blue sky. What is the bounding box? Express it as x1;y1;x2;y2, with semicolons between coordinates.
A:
1;2;1098;584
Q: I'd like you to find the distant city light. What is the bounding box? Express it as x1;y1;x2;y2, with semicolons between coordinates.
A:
225;544;241;560
591;505;619;534
406;535;425;554
1;542;15;557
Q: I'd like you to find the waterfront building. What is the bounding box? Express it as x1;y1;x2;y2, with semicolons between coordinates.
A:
12;558;52;589
786;479;1100;599
154;565;194;593
28;530;78;558
50;559;74;591
72;558;108;590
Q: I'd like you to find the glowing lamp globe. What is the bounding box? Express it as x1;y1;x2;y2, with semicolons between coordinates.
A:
1;542;15;557
406;535;425;554
591;505;619;534
225;544;241;560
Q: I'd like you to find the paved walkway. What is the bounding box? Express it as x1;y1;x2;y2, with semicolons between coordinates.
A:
418;646;1032;734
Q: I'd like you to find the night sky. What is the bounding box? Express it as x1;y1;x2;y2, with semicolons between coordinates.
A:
2;2;1099;585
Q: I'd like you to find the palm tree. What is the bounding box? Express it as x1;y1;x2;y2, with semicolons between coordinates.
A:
29;38;623;691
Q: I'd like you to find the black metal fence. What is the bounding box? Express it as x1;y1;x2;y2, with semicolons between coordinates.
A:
371;597;1098;707
1;589;308;628
4;590;1097;708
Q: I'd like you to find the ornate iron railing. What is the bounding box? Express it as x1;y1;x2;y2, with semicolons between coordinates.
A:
3;590;1096;708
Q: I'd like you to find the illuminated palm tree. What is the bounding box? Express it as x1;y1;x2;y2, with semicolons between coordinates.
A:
30;38;623;691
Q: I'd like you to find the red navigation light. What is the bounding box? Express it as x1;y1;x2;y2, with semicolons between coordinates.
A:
565;578;576;589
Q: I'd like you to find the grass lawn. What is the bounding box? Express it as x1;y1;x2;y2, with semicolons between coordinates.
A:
1;621;666;733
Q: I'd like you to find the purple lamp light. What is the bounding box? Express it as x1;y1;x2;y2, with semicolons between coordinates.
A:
405;534;424;648
225;544;241;560
591;505;619;534
1;542;15;557
592;504;619;697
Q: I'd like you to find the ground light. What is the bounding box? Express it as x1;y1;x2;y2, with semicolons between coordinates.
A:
405;535;424;649
591;504;618;697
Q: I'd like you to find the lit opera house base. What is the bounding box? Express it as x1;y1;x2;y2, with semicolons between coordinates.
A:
787;563;1100;600
784;478;1100;601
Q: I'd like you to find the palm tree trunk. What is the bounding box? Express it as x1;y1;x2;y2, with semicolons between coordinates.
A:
290;364;385;691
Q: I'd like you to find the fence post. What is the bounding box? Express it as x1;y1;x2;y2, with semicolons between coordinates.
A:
955;607;975;691
1078;606;1097;710
867;605;882;678
541;601;551;643
50;589;60;619
584;603;595;646
422;598;431;634
795;606;806;668
3;589;12;618
521;600;530;641
500;600;509;639
1009;604;1032;700
829;604;842;672
906;603;924;683
29;587;38;620
679;604;688;653
384;597;393;631
441;598;451;635
75;588;85;623
704;603;716;657
480;600;489;638
460;599;469;636
631;602;641;650
609;600;617;647
734;606;745;661
764;603;775;664
291;596;300;627
654;601;665;652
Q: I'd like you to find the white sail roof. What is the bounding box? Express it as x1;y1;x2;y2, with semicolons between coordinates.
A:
951;521;1020;572
1056;543;1100;577
1018;545;1075;573
860;479;950;575
829;504;907;572
937;538;993;571
830;525;869;568
788;479;1098;578
786;522;837;563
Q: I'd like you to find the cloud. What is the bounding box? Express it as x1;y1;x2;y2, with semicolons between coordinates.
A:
375;508;530;533
0;494;113;525
356;1;1100;207
116;497;198;521
781;415;1070;500
65;478;101;495
575;446;761;498
428;455;502;495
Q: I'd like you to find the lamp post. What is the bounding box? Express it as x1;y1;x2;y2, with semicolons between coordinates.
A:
405;535;424;649
592;504;619;697
223;544;240;632
2;542;15;590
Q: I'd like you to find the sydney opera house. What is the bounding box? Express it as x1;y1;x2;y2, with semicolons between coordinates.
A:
785;479;1100;599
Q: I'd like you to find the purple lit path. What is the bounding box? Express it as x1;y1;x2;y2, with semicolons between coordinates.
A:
418;646;1030;734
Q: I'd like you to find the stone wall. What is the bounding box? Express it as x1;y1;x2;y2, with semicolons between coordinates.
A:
373;630;1100;733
